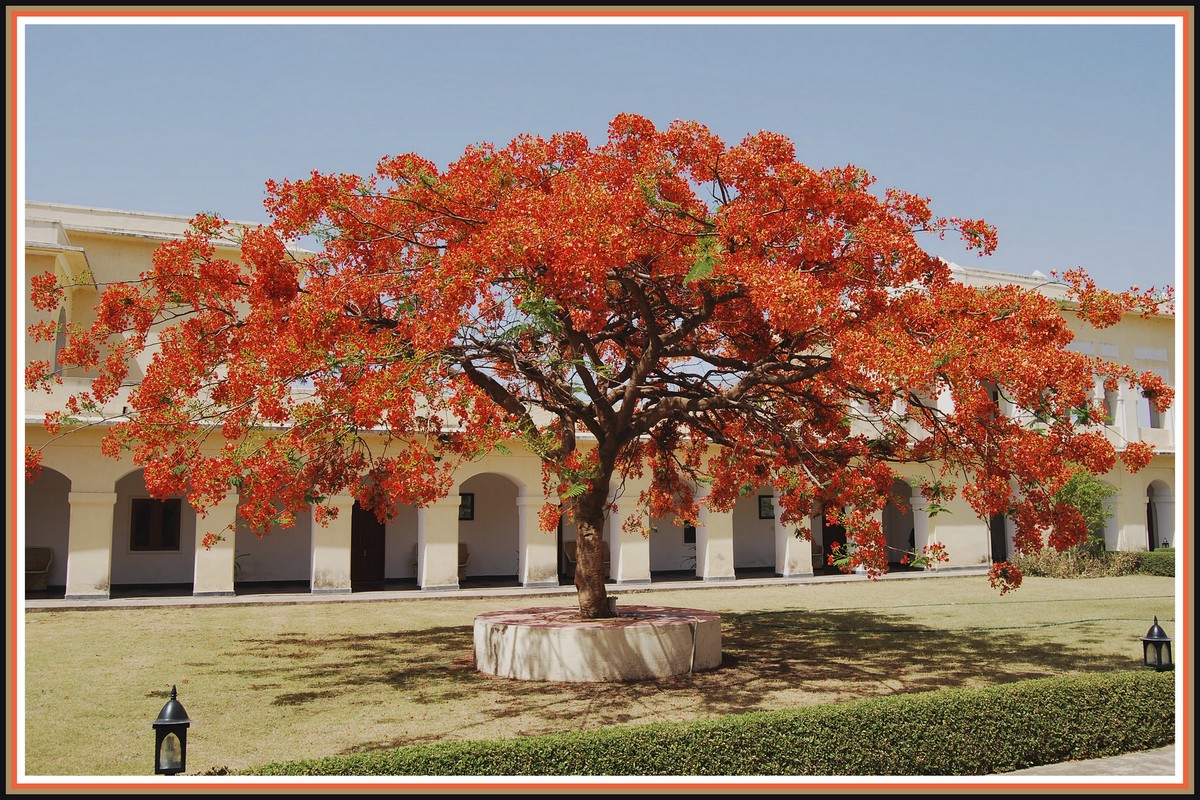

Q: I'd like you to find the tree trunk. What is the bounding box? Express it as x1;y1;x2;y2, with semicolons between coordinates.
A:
572;485;612;619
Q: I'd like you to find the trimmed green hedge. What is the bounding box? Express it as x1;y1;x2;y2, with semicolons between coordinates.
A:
246;670;1174;777
1138;548;1175;577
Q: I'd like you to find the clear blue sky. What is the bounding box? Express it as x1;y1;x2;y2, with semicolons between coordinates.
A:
20;15;1180;293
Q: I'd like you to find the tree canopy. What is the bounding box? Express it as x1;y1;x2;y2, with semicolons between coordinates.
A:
27;114;1173;615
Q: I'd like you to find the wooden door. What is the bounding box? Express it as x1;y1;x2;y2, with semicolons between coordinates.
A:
351;502;386;590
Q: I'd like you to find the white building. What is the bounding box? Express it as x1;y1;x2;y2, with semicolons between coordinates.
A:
21;202;1178;599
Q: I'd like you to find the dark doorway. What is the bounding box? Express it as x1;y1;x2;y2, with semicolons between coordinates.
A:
822;514;847;560
351;502;386;591
1146;491;1157;551
989;514;1008;562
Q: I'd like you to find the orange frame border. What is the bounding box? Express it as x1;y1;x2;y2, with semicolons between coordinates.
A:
6;6;1193;795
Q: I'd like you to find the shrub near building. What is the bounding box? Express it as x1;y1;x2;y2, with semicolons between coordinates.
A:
1136;548;1175;577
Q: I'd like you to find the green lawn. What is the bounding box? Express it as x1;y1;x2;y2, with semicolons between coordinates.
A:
22;574;1175;776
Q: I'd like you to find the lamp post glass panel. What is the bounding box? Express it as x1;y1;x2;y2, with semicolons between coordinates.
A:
152;685;190;775
1141;617;1174;672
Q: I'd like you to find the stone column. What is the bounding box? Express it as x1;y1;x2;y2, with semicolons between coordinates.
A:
910;496;935;570
774;507;814;578
65;492;117;600
518;495;559;588
911;496;932;550
1114;473;1147;552
609;485;650;584
1120;380;1140;436
697;502;735;581
193;496;238;596
311;495;354;594
1110;386;1127;436
418;495;461;590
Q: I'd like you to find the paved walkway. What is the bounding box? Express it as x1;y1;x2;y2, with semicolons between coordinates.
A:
1000;744;1176;777
21;567;1179;780
23;564;990;610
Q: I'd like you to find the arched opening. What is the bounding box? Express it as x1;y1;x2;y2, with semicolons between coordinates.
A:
1146;480;1175;551
458;473;520;586
233;504;314;595
816;509;847;574
346;498;420;592
384;502;419;590
733;488;776;578
883;480;916;568
24;467;71;597
1138;386;1170;430
649;486;701;582
110;469;196;597
1102;382;1119;428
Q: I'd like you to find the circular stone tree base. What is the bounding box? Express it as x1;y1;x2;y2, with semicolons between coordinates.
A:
474;605;722;682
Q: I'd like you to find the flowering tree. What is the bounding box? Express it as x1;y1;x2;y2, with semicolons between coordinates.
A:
27;115;1172;617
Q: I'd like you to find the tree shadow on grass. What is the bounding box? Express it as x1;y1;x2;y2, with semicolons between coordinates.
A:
222;625;480;707
696;610;1131;708
220;608;1137;756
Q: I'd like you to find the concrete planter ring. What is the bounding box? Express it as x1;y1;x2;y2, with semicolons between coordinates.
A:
474;605;722;682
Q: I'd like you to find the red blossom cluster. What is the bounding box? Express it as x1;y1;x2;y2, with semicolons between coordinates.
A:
1120;441;1157;472
1054;268;1173;328
200;532;225;550
988;561;1023;595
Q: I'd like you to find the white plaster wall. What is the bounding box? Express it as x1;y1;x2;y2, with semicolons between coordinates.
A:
649;515;694;572
1108;457;1174;552
732;491;775;568
235;510;314;582
24;467;72;587
1099;484;1120;552
385;503;419;579
459;473;519;576
929;495;992;568
110;470;197;585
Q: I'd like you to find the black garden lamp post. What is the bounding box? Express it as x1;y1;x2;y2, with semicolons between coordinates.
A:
1141;617;1174;672
152;685;191;775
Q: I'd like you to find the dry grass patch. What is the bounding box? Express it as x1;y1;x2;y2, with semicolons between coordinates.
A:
22;574;1175;776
